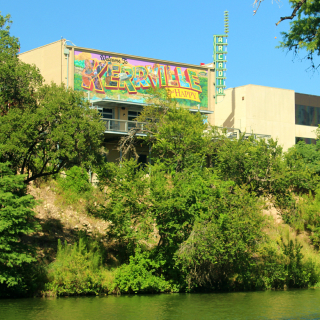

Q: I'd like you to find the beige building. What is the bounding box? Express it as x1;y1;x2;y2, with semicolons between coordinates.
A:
19;40;320;155
212;84;320;151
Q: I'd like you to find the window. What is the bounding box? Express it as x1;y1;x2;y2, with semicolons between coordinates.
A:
128;110;141;121
128;110;141;129
295;105;320;126
295;137;317;145
100;108;113;119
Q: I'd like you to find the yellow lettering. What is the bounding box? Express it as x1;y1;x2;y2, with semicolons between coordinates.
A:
167;88;200;102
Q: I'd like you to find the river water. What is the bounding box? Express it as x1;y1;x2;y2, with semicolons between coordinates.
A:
1;290;320;320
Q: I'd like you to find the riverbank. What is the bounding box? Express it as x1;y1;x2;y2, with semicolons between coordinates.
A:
21;173;320;298
3;108;320;297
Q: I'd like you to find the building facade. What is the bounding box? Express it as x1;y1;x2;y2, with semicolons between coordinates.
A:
19;39;214;163
19;40;320;154
213;85;320;151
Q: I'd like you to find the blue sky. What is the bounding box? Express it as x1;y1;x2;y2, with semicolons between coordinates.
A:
2;0;319;96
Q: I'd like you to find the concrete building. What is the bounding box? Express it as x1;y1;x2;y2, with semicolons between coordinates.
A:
212;85;320;151
19;40;320;154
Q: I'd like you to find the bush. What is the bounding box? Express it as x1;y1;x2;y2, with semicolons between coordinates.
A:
58;166;92;194
176;185;266;291
56;166;93;204
283;188;320;247
113;249;174;294
96;160;154;262
45;238;110;296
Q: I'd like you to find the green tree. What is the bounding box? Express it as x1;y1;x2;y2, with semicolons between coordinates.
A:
176;186;266;291
0;13;105;184
0;162;40;296
253;0;320;68
121;88;209;172
0;13;42;114
283;139;320;195
0;83;105;183
278;0;320;69
98;100;320;292
212;136;289;198
97;160;154;261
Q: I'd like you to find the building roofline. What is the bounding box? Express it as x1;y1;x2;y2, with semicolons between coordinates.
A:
20;40;213;70
224;84;296;92
295;92;320;98
69;45;212;70
18;39;64;56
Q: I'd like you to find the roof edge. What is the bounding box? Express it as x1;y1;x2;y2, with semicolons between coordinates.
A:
69;45;212;70
19;39;64;56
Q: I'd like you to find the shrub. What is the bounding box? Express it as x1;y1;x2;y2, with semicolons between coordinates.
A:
113;249;173;294
56;166;93;205
45;238;110;296
58;166;92;194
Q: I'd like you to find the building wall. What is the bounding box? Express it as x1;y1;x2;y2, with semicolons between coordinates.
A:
245;85;296;151
19;39;74;89
214;85;297;151
214;86;247;131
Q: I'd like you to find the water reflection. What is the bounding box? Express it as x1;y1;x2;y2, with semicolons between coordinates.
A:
1;290;320;320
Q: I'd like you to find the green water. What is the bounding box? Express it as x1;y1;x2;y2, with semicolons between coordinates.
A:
1;290;320;320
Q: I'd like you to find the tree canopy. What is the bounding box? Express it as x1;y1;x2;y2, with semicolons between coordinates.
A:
0;162;40;296
0;13;105;184
253;0;320;69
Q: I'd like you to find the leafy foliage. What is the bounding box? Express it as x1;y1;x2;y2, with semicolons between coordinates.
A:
0;162;40;296
98;102;320;293
285;141;320;192
0;13;105;184
45;238;110;296
0;83;105;184
58;166;92;194
113;248;173;294
255;237;318;289
97;160;153;261
0;13;42;114
176;186;266;291
213;137;284;191
253;0;320;69
278;0;320;69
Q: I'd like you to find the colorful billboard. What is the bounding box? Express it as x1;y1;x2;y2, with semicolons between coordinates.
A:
74;51;208;108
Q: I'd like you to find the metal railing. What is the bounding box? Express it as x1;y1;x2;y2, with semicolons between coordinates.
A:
211;127;271;140
101;118;146;133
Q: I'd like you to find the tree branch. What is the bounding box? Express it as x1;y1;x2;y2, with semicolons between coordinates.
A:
25;159;66;184
275;0;306;26
119;127;155;160
20;140;39;175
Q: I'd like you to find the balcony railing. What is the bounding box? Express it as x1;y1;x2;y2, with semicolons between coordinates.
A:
101;118;146;134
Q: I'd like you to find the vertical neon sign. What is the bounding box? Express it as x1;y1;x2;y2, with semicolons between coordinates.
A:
213;11;228;104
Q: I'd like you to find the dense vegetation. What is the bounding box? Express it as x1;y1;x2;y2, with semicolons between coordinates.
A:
2;12;320;297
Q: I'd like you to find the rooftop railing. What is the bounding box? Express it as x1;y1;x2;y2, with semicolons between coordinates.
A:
101;118;146;134
101;120;272;140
